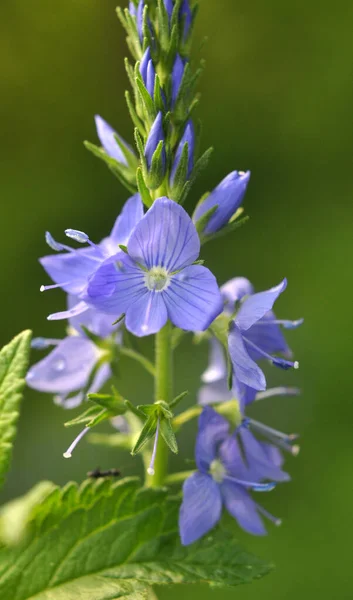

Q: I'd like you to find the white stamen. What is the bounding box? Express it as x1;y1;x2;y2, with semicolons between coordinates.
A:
255;387;301;401
294;361;299;369
40;281;73;293
63;427;90;459
147;418;160;477
31;337;61;350
256;504;282;526
249;419;298;443
65;229;89;243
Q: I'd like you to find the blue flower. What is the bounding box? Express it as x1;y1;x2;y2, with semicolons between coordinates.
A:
179;407;283;545
85;198;223;337
40;194;144;321
95;115;135;166
201;276;302;403
170;120;195;185
140;48;163;102
163;0;174;20
228;278;303;391
144;112;166;172
171;54;186;107
193;171;251;234
26;299;120;408
129;0;154;43
179;0;192;40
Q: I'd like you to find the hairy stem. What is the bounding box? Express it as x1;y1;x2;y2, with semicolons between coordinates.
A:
146;321;173;487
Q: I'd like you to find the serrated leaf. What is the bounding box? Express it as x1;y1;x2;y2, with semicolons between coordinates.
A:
0;478;272;599
0;330;32;490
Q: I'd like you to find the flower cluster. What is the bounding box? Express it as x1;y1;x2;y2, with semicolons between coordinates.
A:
26;0;303;549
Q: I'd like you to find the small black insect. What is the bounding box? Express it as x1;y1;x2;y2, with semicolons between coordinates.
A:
87;467;121;479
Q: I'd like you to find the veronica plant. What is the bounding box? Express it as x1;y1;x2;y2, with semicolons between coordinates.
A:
0;1;305;597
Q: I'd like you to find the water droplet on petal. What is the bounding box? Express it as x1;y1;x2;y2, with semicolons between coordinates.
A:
52;357;66;373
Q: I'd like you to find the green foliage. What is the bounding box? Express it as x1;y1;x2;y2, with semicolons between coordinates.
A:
84;141;137;193
0;330;32;491
0;478;272;599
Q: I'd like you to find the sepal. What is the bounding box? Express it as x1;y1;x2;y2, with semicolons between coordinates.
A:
84;141;137;193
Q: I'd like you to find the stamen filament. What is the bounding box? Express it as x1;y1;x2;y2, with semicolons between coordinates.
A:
256;503;282;526
40;281;74;292
255;387;300;401
249;418;299;443
243;337;299;370
224;475;276;492
63;427;90;458
256;318;304;329
31;337;61;349
147;418;160;476
263;433;300;456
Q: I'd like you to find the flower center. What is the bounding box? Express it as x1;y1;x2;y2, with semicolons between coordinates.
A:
145;266;170;292
210;459;226;483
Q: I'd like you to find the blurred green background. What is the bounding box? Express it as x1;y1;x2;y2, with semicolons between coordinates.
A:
1;0;352;597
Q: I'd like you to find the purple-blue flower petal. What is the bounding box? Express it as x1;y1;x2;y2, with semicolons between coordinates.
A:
170;120;195;184
202;338;227;383
179;472;222;546
67;295;119;339
144;112;165;169
195;407;230;472
125;290;168;337
95;115;129;165
86;253;145;315
26;336;98;395
235;278;287;331
218;436;249;480
54;362;112;409
102;194;144;254
193;171;250;234
221;481;267;536
164;265;223;331
179;0;192;40
221;277;254;313
198;380;232;406
238;428;290;482
228;324;266;391
127;197;200;271
164;0;174;20
40;247;100;296
171;54;185;107
47;300;90;322
245;311;292;359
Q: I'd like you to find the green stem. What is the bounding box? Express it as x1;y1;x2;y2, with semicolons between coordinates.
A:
118;346;156;376
173;406;202;431
146;321;173;487
165;470;195;485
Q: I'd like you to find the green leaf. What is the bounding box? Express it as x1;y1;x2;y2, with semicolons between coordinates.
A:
159;418;178;454
147;140;166;189
84;141;137;193
131;415;157;455
169;390;189;409
0;330;32;490
194;204;218;236
136;167;153;208
0;478;272;599
202;215;250;245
